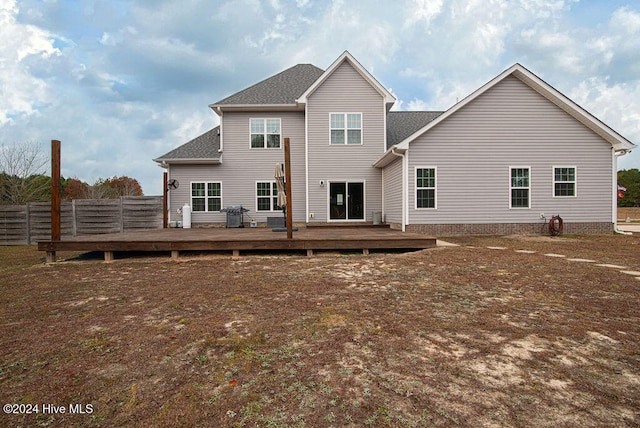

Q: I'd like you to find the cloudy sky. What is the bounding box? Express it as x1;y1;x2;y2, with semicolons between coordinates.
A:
1;0;639;195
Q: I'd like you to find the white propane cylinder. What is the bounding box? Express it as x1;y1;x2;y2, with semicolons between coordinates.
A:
182;204;192;229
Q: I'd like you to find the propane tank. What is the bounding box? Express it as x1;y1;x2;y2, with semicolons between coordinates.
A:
182;204;192;229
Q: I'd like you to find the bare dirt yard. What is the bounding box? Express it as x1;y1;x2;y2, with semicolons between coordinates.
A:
1;233;639;427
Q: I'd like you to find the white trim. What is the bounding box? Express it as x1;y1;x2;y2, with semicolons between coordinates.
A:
255;180;282;212
219;110;224;154
509;166;531;209
403;149;409;230
296;51;396;105
414;166;437;210
190;181;223;212
249;118;282;149
382;100;388;153
552;166;577;198
305;104;310;222
326;180;367;222
381;167;385;221
154;158;221;165
329;112;363;145
211;104;302;114
388;147;407;231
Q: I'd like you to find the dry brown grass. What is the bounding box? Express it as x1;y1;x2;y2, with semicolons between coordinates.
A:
1;234;639;427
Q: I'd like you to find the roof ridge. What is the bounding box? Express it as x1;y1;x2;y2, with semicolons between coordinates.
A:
212;63;324;106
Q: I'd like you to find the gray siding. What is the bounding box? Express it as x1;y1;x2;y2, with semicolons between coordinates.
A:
306;61;385;222
382;156;403;224
407;75;613;225
168;111;306;223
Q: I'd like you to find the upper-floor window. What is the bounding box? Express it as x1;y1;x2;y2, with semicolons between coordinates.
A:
250;118;281;148
330;113;362;145
191;182;222;212
553;167;576;197
416;167;436;209
510;167;530;209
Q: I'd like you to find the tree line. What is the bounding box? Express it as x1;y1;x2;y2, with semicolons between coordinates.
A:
618;169;640;208
1;142;143;205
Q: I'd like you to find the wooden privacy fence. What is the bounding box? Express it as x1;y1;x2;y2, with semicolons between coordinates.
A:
0;196;163;245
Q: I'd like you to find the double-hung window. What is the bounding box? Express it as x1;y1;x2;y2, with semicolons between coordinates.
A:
553;167;576;197
330;113;362;145
191;182;222;212
256;181;281;211
510;167;530;208
250;118;281;148
416;167;436;209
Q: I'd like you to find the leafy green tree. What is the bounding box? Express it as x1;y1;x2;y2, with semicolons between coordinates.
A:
618;169;640;207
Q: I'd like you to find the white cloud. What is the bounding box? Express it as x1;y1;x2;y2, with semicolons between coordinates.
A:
0;0;58;124
611;6;640;32
404;0;443;27
569;78;640;144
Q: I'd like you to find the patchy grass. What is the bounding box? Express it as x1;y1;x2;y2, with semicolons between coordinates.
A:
1;234;639;427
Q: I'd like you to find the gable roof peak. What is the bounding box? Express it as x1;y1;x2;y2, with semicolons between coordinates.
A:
296;51;396;105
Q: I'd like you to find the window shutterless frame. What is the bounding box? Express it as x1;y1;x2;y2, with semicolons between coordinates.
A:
255;181;281;212
509;166;530;209
329;113;362;145
552;166;577;197
249;118;281;149
190;181;222;212
415;167;437;209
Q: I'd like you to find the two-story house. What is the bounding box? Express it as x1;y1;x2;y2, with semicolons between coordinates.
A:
154;51;636;235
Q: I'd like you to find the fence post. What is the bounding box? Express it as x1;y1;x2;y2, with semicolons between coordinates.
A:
120;197;124;232
26;203;31;245
72;199;77;237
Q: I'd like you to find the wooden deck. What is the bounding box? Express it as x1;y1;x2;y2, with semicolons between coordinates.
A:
38;226;437;261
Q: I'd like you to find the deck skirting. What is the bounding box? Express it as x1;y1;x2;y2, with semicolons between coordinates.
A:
38;227;436;261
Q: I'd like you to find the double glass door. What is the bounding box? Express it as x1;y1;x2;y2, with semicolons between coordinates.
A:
329;182;364;220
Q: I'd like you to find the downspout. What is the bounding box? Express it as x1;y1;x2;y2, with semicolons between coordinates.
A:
391;146;407;232
304;104;310;223
218;110;224;154
613;149;632;235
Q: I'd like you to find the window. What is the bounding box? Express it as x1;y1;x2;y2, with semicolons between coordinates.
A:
256;181;281;211
330;113;362;145
510;167;530;208
416;167;436;209
554;167;576;197
191;182;222;212
250;118;281;148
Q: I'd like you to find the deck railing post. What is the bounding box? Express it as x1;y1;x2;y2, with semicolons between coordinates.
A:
48;140;61;262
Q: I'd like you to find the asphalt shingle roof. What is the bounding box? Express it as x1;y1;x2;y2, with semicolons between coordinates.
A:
386;111;444;149
155;126;221;161
212;64;325;106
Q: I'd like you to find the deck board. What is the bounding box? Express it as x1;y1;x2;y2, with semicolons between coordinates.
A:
38;227;436;257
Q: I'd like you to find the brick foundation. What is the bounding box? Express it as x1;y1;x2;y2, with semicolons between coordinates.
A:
191;221;615;235
391;222;614;236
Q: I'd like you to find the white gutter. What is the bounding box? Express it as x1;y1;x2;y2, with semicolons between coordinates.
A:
613;149;632;235
391;146;407;232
